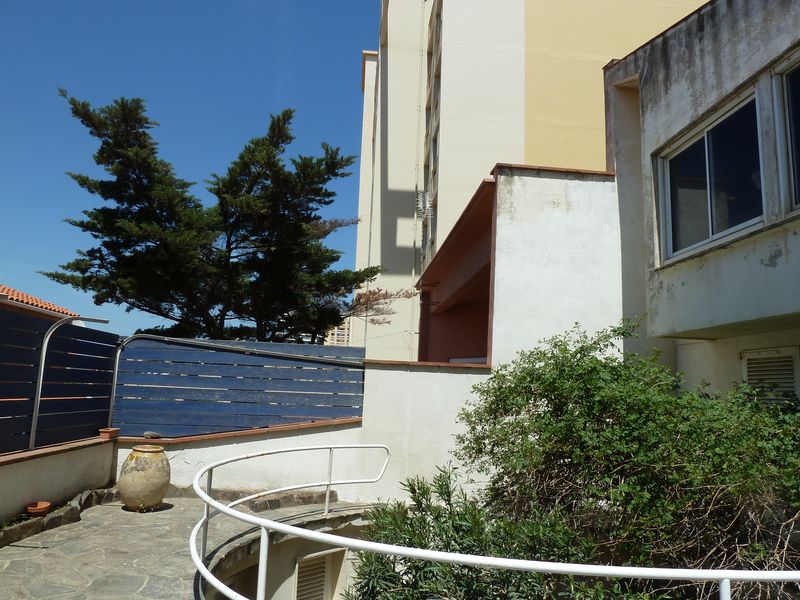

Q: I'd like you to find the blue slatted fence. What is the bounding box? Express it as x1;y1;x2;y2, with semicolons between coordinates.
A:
0;308;119;452
112;339;365;437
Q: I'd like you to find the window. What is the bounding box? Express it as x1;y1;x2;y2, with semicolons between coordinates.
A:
741;347;799;406
664;98;763;255
784;66;800;206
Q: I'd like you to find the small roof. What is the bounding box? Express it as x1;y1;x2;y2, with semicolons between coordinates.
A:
0;284;79;317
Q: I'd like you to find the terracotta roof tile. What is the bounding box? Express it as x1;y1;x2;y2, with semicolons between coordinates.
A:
0;284;79;317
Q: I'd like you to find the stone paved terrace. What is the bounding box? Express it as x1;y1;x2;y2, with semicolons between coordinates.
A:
0;497;371;600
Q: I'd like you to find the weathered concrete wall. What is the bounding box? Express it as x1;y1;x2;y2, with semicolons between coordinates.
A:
0;440;115;521
650;222;800;337
490;167;622;365
605;0;800;392
607;0;800;339
117;362;489;503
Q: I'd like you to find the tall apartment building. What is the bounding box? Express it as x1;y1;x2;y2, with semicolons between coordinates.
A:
353;0;707;360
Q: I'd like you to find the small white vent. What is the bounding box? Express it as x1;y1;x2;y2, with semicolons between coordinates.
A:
295;555;328;600
742;347;799;403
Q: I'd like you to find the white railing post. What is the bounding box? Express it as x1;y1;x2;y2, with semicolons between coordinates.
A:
256;526;270;600
324;447;334;515
719;578;731;600
201;469;213;560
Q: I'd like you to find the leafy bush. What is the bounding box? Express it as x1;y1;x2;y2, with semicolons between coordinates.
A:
457;324;800;597
345;466;665;599
348;324;800;598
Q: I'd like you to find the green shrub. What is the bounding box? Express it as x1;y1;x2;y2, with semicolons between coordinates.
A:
345;466;664;599
348;324;800;599
457;324;800;597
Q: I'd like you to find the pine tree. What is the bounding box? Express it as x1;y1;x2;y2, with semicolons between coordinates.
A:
46;93;380;341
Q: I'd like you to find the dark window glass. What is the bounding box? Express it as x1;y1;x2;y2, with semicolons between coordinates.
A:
786;68;800;205
669;138;709;252
667;99;763;255
708;100;762;234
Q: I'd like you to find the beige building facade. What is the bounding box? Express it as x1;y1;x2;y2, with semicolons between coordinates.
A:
353;0;707;360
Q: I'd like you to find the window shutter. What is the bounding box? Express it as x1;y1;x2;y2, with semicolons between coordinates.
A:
741;347;800;404
295;555;328;600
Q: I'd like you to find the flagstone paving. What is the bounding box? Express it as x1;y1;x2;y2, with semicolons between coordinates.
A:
0;497;370;600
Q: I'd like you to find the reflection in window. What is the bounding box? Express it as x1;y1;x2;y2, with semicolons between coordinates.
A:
669;138;708;252
786;67;800;205
708;101;762;234
666;99;762;254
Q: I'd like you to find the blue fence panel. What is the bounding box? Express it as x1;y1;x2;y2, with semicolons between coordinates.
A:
0;309;50;452
0;308;120;453
113;339;366;437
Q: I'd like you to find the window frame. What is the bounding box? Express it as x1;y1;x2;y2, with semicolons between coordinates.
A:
658;90;766;262
772;48;800;213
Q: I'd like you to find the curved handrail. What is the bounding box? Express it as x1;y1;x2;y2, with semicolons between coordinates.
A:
190;444;390;600
190;446;800;600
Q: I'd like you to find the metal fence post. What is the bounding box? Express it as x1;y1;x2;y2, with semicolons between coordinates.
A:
107;342;126;428
719;578;731;600
201;469;213;560
324;447;334;515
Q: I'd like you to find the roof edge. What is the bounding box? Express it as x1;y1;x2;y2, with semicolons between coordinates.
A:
491;162;615;179
603;0;714;74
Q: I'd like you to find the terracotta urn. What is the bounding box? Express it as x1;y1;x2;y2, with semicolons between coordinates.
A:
117;445;170;511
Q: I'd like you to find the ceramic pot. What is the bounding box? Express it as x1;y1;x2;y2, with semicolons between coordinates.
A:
118;445;170;511
26;501;51;516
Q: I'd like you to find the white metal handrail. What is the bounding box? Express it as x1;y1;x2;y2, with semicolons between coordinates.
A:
190;446;800;600
190;444;391;600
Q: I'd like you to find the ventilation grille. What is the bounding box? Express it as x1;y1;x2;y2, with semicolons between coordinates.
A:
416;191;432;219
296;555;327;600
743;349;798;404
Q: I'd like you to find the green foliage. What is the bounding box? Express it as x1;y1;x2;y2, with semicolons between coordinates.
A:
348;324;800;598
346;466;663;600
45;91;381;341
456;324;800;597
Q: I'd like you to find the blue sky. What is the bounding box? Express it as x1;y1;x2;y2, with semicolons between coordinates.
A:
0;1;379;334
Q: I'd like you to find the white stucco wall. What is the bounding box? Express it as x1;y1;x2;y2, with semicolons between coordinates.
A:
117;362;489;503
490;168;622;366
117;423;365;499
0;441;115;521
358;362;489;499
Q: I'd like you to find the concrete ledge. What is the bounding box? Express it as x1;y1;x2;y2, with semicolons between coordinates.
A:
118;417;363;446
0;437;112;467
365;359;491;370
